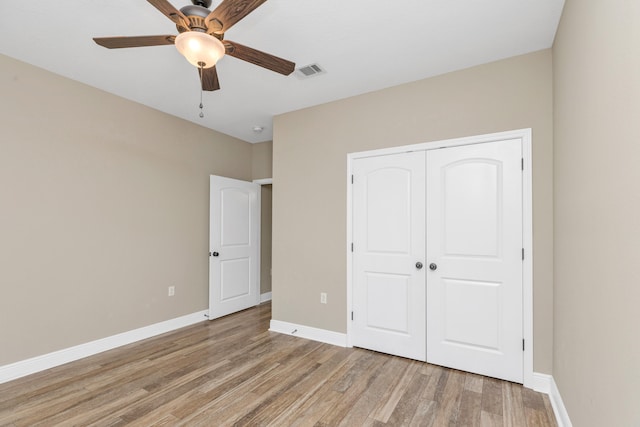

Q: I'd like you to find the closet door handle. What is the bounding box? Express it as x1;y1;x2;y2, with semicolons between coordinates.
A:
416;262;423;270
429;263;437;271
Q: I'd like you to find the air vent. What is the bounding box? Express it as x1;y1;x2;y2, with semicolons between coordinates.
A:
296;63;326;79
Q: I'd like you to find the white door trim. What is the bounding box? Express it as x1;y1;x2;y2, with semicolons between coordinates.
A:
253;178;273;185
346;128;534;388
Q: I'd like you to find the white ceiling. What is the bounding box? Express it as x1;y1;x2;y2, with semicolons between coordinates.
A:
0;0;564;143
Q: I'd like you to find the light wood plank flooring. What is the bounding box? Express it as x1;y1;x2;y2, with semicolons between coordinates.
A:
0;303;557;426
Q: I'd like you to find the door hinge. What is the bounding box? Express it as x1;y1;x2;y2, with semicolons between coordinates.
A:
521;158;524;171
351;311;354;321
522;248;525;260
351;243;354;252
351;175;354;184
523;339;525;351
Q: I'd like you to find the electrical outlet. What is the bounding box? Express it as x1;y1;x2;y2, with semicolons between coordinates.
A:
320;292;327;304
168;286;175;297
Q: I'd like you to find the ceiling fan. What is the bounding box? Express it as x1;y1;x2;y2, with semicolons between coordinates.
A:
93;0;296;91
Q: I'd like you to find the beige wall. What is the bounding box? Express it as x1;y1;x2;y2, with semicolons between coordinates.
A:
273;50;554;373
553;0;640;425
252;141;273;180
0;54;253;366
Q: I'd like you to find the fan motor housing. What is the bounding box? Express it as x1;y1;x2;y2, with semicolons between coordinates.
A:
178;5;213;34
181;5;210;18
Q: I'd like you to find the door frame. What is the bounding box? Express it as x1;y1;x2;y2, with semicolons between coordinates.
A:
346;128;534;387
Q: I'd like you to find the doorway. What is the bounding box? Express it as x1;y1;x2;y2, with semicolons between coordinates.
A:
258;181;273;302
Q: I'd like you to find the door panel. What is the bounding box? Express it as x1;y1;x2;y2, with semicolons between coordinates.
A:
365;272;410;333
366;168;412;254
220;257;250;300
442;278;501;350
220;189;251;246
426;139;523;383
352;152;426;361
443;161;501;257
210;176;260;319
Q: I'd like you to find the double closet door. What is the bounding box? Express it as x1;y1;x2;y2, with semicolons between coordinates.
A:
351;139;524;383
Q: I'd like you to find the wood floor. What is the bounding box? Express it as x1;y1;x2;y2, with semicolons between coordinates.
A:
0;303;557;426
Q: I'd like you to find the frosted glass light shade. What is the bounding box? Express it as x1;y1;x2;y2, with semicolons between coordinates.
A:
175;31;225;69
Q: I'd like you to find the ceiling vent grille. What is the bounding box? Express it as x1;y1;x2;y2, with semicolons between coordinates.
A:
296;63;326;79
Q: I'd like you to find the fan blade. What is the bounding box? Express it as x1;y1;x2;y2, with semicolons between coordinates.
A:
147;0;190;29
206;0;267;34
200;66;221;91
93;35;176;49
224;41;295;75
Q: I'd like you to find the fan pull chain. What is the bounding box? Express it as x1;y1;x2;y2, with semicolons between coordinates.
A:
198;62;205;118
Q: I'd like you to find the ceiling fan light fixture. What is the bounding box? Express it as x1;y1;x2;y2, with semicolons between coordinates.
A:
175;31;225;69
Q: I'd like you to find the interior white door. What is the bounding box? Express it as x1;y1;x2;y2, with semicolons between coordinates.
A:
425;139;523;383
209;176;260;320
352;151;427;361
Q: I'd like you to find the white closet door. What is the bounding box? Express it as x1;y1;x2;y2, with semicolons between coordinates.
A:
352;151;427;361
425;140;523;383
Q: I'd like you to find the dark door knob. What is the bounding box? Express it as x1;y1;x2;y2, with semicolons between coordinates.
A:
211;251;219;257
416;262;423;270
429;263;437;271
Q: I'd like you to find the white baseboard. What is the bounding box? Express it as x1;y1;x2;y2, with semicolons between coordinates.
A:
549;376;573;427
269;320;347;348
531;372;552;394
529;372;572;427
260;292;272;303
0;310;208;385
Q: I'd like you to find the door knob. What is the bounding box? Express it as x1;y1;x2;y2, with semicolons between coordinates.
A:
416;262;423;270
429;263;437;271
211;251;219;257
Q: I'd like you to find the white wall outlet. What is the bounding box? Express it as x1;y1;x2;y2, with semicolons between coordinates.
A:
320;292;327;304
168;286;175;297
